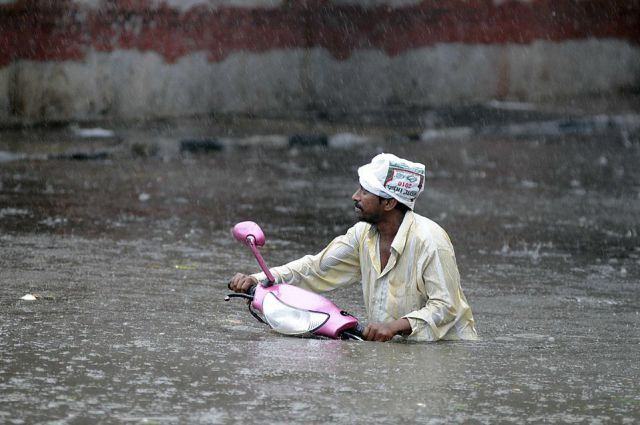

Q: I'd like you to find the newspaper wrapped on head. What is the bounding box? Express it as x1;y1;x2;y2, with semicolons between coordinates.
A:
358;153;426;210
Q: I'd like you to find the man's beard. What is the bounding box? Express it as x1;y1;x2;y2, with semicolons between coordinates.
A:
354;205;380;224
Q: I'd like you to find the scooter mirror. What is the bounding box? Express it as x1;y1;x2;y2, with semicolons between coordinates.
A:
232;221;266;247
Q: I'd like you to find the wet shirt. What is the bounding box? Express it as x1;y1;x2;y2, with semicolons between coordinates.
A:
252;211;478;342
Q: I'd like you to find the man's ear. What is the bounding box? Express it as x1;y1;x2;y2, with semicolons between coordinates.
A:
384;198;398;212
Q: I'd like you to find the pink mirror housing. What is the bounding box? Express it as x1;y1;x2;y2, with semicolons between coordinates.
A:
232;221;266;246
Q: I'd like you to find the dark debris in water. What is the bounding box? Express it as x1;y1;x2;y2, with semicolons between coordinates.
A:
180;139;224;154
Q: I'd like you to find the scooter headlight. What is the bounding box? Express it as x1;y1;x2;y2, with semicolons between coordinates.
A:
262;292;329;335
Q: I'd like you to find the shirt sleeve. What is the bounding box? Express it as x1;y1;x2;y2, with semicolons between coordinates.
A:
251;224;362;293
402;247;466;341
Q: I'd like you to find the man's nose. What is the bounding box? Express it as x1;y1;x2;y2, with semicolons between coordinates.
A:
352;190;360;201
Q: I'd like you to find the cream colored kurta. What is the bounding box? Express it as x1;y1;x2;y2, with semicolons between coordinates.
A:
252;211;478;342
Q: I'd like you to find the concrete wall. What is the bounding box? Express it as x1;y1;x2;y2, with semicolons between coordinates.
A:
1;0;639;124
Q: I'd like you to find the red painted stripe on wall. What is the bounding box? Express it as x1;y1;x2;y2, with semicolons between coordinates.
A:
1;0;639;66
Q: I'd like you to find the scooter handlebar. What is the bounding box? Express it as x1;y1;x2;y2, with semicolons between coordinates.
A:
340;322;366;340
227;282;257;296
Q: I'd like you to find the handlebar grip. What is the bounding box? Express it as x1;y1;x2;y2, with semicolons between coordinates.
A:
227;282;257;295
341;322;365;340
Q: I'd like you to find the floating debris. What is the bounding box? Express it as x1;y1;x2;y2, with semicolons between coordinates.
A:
485;99;539;111
0;208;31;218
180;139;224;153
39;217;68;227
21;294;37;301
289;134;328;147
51;151;110;161
224;135;288;149
420;127;473;141
328;133;371;148
0;151;27;163
72;127;116;138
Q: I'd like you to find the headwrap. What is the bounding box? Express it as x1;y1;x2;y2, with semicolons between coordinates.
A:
357;153;426;210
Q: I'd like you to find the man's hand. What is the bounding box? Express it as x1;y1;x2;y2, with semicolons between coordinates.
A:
228;273;258;293
363;318;411;342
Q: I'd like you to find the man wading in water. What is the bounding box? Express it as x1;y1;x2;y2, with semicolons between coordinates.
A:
229;153;477;342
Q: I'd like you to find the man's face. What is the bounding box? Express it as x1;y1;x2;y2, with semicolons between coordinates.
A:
352;185;385;224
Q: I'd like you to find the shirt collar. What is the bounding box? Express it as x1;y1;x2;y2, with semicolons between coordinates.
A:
366;210;415;255
391;210;414;255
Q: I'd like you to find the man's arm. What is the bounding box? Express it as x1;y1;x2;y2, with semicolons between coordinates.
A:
231;223;364;294
402;247;471;341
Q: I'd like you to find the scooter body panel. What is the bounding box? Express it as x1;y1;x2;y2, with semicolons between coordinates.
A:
252;284;358;339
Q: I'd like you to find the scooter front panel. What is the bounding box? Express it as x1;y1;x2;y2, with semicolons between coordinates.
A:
252;284;358;338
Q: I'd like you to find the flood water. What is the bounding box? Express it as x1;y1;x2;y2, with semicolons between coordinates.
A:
1;123;639;423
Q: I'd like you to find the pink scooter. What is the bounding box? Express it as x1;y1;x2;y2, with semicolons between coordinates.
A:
225;221;364;340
